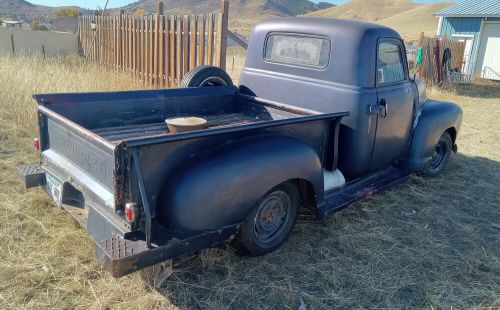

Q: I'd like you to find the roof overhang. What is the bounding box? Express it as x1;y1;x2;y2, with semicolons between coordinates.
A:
434;14;500;18
1;20;22;24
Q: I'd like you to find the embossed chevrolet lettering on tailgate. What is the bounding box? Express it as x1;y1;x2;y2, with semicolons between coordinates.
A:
47;120;114;189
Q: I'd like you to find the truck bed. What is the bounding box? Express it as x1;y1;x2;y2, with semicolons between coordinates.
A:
35;87;315;147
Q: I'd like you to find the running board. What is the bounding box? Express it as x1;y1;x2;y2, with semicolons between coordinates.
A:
321;167;410;217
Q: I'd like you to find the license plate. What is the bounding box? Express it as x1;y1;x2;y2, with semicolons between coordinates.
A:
46;174;62;205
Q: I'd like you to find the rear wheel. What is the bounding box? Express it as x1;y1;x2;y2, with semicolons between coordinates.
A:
423;132;452;177
180;65;233;88
235;182;300;256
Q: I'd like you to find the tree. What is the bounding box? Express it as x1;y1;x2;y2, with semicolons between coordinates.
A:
30;16;39;31
134;9;145;17
55;8;80;17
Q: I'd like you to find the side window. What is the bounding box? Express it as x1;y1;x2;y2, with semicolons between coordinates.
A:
377;42;406;85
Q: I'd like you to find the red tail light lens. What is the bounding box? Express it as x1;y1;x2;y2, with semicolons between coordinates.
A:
125;203;137;223
33;138;40;151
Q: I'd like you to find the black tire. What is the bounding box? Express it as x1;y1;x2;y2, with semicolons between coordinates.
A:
180;65;233;88
235;182;300;256
423;132;452;177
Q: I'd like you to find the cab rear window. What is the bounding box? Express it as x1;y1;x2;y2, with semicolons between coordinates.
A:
264;33;330;69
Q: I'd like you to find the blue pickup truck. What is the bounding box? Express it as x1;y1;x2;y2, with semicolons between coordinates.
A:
19;18;462;278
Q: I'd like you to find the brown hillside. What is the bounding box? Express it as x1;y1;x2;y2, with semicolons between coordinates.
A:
123;0;334;35
0;0;82;17
375;2;453;42
306;0;420;21
123;0;333;17
0;0;50;15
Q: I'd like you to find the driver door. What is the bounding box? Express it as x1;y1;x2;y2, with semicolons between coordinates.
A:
370;39;414;171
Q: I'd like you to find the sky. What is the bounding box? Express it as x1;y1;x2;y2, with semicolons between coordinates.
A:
29;0;458;10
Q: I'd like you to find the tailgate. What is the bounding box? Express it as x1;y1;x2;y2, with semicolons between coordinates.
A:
39;105;118;210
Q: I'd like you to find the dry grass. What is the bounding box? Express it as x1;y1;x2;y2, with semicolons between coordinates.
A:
0;54;499;309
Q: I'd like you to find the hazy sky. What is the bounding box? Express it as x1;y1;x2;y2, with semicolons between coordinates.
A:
29;0;458;10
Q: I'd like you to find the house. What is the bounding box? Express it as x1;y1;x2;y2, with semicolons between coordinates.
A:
435;0;500;80
0;19;23;28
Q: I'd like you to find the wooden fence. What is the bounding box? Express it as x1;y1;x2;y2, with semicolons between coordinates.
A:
78;1;229;88
415;32;466;85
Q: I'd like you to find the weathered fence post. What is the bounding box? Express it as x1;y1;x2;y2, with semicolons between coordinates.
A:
220;0;229;69
119;9;124;70
158;1;164;87
10;32;15;56
435;38;442;84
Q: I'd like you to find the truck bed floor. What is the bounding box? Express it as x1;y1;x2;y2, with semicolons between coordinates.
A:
92;113;263;143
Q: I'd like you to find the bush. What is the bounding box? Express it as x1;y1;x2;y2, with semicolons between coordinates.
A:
30;17;39;31
134;9;145;17
55;8;80;17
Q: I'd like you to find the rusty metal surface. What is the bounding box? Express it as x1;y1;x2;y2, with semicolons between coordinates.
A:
96;223;240;278
240;94;321;116
113;142;126;211
61;203;89;228
321;167;410;218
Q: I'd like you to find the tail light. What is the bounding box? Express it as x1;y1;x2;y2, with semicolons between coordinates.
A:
33;138;40;151
125;203;137;223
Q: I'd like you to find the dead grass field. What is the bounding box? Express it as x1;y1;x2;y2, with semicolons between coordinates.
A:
0;54;499;310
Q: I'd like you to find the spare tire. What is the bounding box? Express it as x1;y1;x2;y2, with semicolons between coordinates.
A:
180;65;233;88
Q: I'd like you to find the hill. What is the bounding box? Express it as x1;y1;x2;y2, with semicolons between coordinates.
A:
123;0;335;35
0;0;50;15
123;0;334;16
375;2;453;42
306;0;420;21
0;0;83;19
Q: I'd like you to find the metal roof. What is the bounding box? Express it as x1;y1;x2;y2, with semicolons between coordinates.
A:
435;0;500;17
0;20;22;24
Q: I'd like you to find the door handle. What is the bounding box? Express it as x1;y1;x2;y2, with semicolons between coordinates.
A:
369;99;388;117
379;99;388;118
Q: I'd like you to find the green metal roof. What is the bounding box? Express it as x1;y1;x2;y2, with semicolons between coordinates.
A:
435;0;500;17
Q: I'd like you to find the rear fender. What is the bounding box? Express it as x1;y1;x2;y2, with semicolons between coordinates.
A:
158;134;324;233
403;99;463;172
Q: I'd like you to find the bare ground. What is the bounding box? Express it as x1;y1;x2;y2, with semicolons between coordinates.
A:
0;55;499;309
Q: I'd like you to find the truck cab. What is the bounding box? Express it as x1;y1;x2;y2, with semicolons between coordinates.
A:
240;17;460;180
